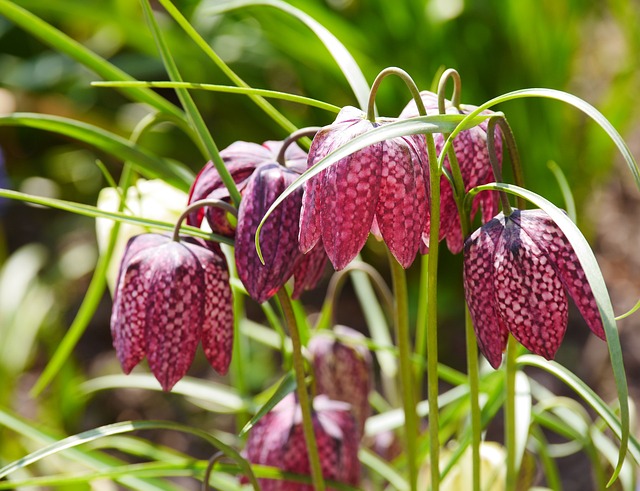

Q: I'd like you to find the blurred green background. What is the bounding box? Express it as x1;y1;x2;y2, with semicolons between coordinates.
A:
0;0;639;488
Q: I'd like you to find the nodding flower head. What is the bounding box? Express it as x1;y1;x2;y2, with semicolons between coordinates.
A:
110;233;233;391
463;209;605;368
233;140;327;303
299;106;429;271
308;326;373;438
401;91;502;255
245;393;361;490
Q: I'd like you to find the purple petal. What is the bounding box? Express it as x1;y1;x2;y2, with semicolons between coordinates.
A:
144;242;204;391
375;135;428;268
186;242;234;375
110;234;169;373
292;241;328;299
494;216;568;359
463;218;509;368
235;163;302;303
514;209;605;340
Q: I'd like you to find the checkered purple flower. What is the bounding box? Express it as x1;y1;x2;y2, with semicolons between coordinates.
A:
401;91;502;254
245;393;361;490
299;106;429;270
463;209;605;368
110;234;233;391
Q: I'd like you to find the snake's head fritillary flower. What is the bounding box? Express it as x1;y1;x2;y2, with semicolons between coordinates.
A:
187;140;306;235
463;209;605;368
245;394;361;490
401;91;502;254
299;106;429;270
308;326;372;438
111;233;233;391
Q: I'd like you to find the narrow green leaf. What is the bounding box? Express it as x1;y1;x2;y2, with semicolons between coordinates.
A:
239;371;296;437
0;113;193;191
0;189;232;245
201;0;371;111
140;0;242;205
93;81;340;113
470;183;629;484
0;0;184;120
547;160;577;222
80;374;249;413
253;113;490;261
155;0;302;135
359;448;409;491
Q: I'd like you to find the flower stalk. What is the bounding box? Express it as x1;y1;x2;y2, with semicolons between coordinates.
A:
276;289;326;491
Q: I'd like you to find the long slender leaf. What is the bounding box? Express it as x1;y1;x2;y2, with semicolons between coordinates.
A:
201;0;371;111
239;371;296;437
547;160;577;222
155;0;301;135
469;183;629;483
0;113;193;190
0;0;184;120
92;81;340;112
0;189;233;245
359;448;409;491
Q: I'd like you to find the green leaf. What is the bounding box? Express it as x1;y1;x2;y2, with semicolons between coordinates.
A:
470;183;630;484
93;81;341;113
254;113;491;262
359;448;409;491
239;371;296;437
80;374;249;414
201;0;371;111
0;0;184;120
546;160;577;222
0;113;193;191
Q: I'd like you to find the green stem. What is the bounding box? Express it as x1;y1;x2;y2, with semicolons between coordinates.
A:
366;67;426;123
487;116;525;212
465;309;482;491
414;254;429;388
388;253;418;491
437;68;462;112
505;335;518;490
424;132;441;491
276;289;325;491
276;127;321;166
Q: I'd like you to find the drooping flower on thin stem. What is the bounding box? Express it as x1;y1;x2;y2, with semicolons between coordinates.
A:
308;325;373;438
244;393;361;490
300;99;429;270
400;90;503;254
234;133;328;303
110;232;233;391
463;208;605;368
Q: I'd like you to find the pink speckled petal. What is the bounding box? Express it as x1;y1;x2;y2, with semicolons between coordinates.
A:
514;209;605;340
494;216;569;360
144;243;204;391
292;241;328;299
110;234;169;373
236;163;302;303
187;242;234;375
375;134;428;268
463;218;509;368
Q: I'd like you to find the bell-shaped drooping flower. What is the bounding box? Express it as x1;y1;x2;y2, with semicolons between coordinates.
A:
308;326;372;438
245;393;361;490
110;233;233;391
187;141;307;236
463;209;605;368
299;106;429;270
401;91;502;254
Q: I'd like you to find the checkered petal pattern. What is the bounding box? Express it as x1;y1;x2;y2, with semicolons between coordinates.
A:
110;233;233;390
245;394;361;490
463;209;605;367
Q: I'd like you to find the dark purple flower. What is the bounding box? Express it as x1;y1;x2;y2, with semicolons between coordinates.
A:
401;91;502;254
308;326;372;438
110;233;233;390
187;141;307;236
245;394;361;490
299;106;429;270
233;142;327;303
463;209;605;368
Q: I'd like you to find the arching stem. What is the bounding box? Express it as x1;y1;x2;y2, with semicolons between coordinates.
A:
276;127;322;166
367;67;427;122
172;199;237;242
487;116;525;212
437;68;462;113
